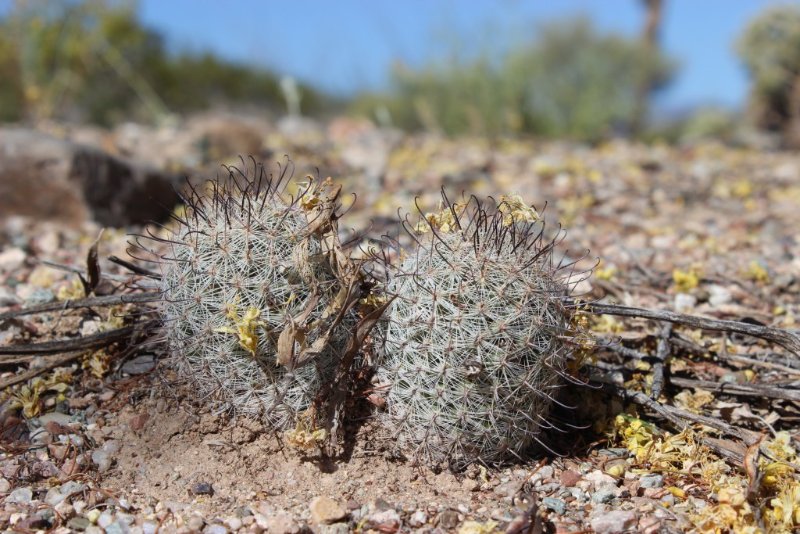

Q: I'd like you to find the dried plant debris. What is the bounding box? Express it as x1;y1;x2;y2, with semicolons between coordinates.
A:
2;133;800;532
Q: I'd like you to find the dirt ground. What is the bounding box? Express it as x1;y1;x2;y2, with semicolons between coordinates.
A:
2;131;800;533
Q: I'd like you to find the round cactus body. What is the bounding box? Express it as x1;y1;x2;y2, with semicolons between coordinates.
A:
149;165;358;429
378;195;582;468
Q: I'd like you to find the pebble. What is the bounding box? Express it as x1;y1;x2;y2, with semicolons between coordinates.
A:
224;517;243;531
0;247;25;271
121;354;156;375
585;470;617;488
408;510;427;527
319;524;349;534
187;515;205;531
639;474;664;489
0;477;11;492
542;497;566;515
560;469;581;486
309;496;347;524
592;487;617;504
461;478;480;491
8;486;33;504
86;509;101;524
68;517;91;530
97;510;114;528
0;286;20;306
204;524;228;534
259;511;299;533
142;520;159;534
38;412;74;427
104;521;127;534
22;287;55;305
708;285;732;306
674;292;697;312
85;526;104;534
91;449;112;472
45;487;66;506
190;482;215;496
590;510;637;534
536;465;554;480
367;509;401;532
437;509;460;530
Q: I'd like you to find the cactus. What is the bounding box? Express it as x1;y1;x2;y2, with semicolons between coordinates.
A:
375;193;588;468
137;161;363;431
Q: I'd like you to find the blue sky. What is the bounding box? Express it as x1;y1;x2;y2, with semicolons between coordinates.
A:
136;0;796;112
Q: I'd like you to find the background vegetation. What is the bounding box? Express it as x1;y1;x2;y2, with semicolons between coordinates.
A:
1;0;800;146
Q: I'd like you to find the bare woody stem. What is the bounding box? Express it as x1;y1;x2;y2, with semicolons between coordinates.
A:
582;301;800;356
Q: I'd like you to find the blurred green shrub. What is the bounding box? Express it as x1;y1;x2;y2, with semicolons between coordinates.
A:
352;18;675;141
0;0;331;125
737;5;800;147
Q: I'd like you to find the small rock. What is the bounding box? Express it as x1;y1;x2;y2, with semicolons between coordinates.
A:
408;510;427;527
674;293;697;312
190;482;214;496
60;480;87;498
542;497;566;515
91;449;112;472
319;524;350;534
142;520;159;534
54;501;74;518
592;487;616;504
639;474;664;489
8;486;33;504
97;510;113;528
30;427;51;444
590;510;637;534
260;511;299;533
462;478;480;492
0;286;20;306
708;285;732;306
224;517;242;531
568;487;589;501
204;524;228;534
187;515;205;531
121;355;156;375
85;526;104;534
639;515;662;534
45;487;66;506
68;516;91;531
0;477;11;492
104;521;127;534
536;465;555;480
86;508;101;524
367;509;401;533
560;469;581;486
585;470;618;488
309;496;347;525
0;247;25;271
437;510;460;530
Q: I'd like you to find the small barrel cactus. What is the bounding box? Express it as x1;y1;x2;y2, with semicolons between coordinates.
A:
375;193;587;468
137;161;364;431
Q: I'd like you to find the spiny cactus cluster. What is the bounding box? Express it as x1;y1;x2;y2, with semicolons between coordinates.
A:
374;193;587;468
135;159;588;468
137;161;363;430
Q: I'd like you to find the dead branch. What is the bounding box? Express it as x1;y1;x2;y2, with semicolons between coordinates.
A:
651;323;672;400
0;321;155;357
669;376;800;403
0;291;161;322
583;301;800;356
0;352;85;389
